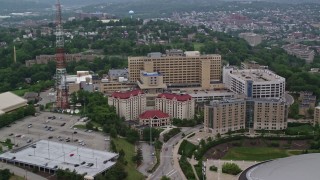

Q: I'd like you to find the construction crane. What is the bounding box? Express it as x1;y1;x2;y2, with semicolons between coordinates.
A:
55;0;69;109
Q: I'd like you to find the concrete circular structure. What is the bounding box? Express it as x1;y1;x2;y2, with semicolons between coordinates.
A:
240;154;320;180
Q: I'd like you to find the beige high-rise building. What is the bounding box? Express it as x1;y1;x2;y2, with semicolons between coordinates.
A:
204;98;288;134
155;93;195;120
128;51;221;89
252;99;287;130
108;90;146;120
314;106;320;125
204;99;246;134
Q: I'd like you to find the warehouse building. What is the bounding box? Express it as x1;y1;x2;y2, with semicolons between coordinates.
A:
0;92;28;115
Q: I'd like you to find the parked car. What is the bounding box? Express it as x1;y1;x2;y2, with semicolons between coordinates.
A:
87;163;94;167
48;136;53;139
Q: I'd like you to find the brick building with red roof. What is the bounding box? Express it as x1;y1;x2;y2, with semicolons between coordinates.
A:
108;89;146;120
139;110;171;127
156;93;195;120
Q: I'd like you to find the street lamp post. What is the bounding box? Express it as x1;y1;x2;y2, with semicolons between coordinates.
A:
150;118;153;158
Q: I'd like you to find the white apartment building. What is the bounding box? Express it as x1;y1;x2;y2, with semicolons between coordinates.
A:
223;66;285;99
155;93;195;120
108;89;146;120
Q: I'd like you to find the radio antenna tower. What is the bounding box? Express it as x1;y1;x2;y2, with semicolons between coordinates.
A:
55;0;69;109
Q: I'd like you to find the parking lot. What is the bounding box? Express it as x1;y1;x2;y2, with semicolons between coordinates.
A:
0;112;109;151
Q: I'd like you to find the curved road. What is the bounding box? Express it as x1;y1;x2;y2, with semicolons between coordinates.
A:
150;125;203;180
285;92;294;105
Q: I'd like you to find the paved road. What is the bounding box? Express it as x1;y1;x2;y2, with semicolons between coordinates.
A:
285;92;294;105
150;125;203;180
38;89;55;106
0;162;46;180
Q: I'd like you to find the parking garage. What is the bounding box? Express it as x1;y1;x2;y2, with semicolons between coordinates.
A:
0;140;118;177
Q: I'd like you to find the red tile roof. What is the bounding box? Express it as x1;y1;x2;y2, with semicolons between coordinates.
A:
157;93;192;101
111;89;143;99
139;110;169;119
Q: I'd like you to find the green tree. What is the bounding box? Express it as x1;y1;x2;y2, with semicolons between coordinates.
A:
126;129;140;144
86;121;94;130
161;176;171;180
132;148;143;166
0;169;11;180
143;128;161;142
96;162;127;180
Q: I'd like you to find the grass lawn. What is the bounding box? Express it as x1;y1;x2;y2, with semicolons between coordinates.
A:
287;149;320;155
112;138;145;180
10;175;24;180
73;124;86;129
179;140;197;158
222;147;289;161
286;124;314;135
193;42;204;51
11;89;29;96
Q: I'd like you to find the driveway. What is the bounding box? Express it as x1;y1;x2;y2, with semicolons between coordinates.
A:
138;142;155;176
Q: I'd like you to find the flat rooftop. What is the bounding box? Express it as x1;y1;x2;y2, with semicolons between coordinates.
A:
229;69;284;82
0;140;118;177
0;92;28;115
244;154;320;180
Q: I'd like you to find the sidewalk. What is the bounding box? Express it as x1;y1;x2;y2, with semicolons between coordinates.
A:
0;162;47;180
189;157;200;180
172;139;188;180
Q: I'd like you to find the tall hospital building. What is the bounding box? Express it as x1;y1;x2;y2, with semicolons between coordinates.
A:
128;50;221;89
204;66;288;135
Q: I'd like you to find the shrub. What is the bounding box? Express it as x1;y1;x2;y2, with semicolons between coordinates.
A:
179;140;197;158
179;156;196;179
269;142;280;147
187;133;195;138
250;141;257;145
0;169;11;180
231;141;242;147
209;165;218;171
163;128;181;142
222;162;242;175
